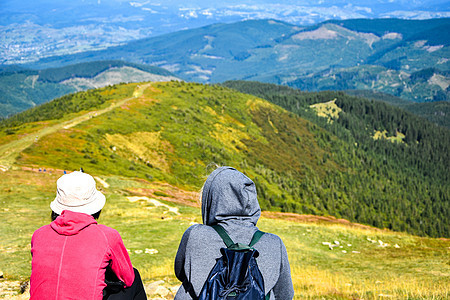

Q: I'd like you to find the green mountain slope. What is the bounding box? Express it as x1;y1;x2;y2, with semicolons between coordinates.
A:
222;80;449;237
1;81;448;238
0;60;178;118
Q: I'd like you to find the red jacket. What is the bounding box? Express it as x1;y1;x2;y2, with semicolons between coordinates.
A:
30;210;135;300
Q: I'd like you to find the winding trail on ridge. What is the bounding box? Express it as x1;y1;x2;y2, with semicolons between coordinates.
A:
0;84;151;170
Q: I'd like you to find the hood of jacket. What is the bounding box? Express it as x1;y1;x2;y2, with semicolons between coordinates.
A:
50;210;97;236
201;166;261;227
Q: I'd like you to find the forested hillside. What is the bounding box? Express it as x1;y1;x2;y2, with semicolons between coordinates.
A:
345;90;450;128
222;81;449;237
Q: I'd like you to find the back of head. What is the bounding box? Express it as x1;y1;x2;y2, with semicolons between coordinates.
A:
201;166;261;226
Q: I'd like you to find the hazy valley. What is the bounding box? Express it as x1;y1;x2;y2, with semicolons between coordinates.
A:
3;0;449;65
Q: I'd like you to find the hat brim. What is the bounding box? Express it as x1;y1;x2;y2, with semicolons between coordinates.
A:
50;190;106;215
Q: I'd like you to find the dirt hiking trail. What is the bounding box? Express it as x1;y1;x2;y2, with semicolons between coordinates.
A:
0;84;151;170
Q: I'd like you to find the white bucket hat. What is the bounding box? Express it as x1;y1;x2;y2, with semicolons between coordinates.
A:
50;171;106;215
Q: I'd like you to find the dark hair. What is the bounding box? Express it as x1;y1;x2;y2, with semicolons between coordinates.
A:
51;210;102;221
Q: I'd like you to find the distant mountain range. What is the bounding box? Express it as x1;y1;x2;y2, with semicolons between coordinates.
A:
2;0;449;64
14;18;449;104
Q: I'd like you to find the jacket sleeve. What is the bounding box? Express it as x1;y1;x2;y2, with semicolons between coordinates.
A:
272;240;294;300
174;225;195;282
109;231;135;287
175;225;203;300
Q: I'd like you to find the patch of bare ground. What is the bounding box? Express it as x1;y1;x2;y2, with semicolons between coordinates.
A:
145;280;178;299
261;211;382;231
127;183;200;208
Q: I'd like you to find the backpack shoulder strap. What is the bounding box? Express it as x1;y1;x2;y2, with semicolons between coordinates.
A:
212;224;235;248
249;230;265;247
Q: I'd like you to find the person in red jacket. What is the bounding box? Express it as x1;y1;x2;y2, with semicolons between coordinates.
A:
30;170;147;300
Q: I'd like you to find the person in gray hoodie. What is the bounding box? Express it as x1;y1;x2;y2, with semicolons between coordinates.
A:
174;166;294;299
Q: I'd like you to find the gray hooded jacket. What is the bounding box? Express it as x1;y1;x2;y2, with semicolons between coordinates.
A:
174;167;294;299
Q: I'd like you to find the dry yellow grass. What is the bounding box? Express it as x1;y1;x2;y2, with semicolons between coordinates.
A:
292;264;450;299
373;130;406;143
104;131;173;172
310;99;342;123
247;97;281;112
211;123;250;152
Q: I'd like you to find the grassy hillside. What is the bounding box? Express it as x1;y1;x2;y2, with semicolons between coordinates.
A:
1;81;448;239
1;168;449;299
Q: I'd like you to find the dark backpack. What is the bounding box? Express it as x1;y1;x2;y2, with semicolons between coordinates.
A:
198;225;269;300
